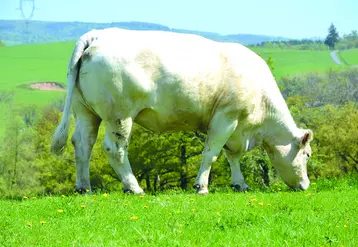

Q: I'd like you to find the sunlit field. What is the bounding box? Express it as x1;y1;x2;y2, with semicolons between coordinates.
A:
0;177;357;246
340;49;358;65
252;48;341;79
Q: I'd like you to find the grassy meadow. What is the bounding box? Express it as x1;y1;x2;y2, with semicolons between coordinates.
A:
252;48;341;78
340;49;358;65
0;178;357;246
1;40;357;246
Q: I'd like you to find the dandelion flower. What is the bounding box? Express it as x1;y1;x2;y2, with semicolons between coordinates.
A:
103;193;108;197
258;202;264;206
81;204;86;209
86;189;90;192
274;183;278;186
40;220;46;225
143;205;149;209
131;216;138;220
306;193;312;197
139;195;144;198
57;209;64;213
250;198;257;202
23;196;28;199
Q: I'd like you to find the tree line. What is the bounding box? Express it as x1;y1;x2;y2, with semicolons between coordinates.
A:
253;24;358;50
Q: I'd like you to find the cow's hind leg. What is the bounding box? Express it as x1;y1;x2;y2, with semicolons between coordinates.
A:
71;105;101;193
194;112;238;194
224;150;249;191
104;118;144;194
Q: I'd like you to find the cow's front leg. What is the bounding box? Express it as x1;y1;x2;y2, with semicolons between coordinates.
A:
224;150;249;191
194;113;238;194
104;118;144;194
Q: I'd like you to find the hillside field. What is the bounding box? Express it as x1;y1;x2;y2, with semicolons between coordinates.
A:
0;42;343;109
0;178;357;246
340;49;358;65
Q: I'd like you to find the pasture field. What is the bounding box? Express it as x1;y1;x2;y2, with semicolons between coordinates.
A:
339;49;358;65
0;43;343;109
251;48;341;79
0;178;357;246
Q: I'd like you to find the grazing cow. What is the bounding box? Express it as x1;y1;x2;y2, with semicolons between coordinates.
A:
51;28;313;194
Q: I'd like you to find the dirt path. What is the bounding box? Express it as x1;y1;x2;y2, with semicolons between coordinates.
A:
330;50;342;65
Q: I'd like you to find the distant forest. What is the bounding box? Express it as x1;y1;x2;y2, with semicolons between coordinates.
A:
0;20;288;45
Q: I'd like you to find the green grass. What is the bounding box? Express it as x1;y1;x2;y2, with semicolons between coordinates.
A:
0;42;74;108
340;49;358;65
251;48;341;79
1;178;357;246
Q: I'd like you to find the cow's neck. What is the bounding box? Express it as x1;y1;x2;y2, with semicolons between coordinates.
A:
262;93;301;146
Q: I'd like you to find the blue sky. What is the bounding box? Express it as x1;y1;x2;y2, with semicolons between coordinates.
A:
0;0;357;39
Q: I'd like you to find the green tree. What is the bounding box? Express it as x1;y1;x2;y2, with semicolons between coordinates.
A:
324;23;340;49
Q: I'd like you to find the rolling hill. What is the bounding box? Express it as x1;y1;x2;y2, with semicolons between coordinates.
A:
0;20;288;46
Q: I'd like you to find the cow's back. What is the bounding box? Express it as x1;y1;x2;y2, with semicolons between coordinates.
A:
78;28;273;132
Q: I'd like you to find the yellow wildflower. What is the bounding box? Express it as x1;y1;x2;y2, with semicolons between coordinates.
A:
179;224;183;227
344;225;348;228
143;205;149;209
23;196;28;199
306;193;312;197
103;193;108;197
81;204;86;209
250;198;257;202
40;220;46;225
258;202;264;206
274;183;278;186
57;209;63;213
139;195;144;198
190;198;195;201
131;216;138;220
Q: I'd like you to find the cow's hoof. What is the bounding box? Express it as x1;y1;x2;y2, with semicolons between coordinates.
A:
123;187;145;195
76;188;91;194
231;183;249;192
193;184;209;195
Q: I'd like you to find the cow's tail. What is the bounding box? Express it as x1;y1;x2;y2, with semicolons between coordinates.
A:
50;30;99;155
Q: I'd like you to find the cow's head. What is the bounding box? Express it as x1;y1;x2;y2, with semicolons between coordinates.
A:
264;129;313;190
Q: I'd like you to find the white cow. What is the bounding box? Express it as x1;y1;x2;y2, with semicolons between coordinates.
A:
51;28;313;194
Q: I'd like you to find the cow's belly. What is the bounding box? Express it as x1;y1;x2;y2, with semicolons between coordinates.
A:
134;107;206;133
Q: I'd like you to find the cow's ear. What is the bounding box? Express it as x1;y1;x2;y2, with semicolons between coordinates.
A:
300;129;313;147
